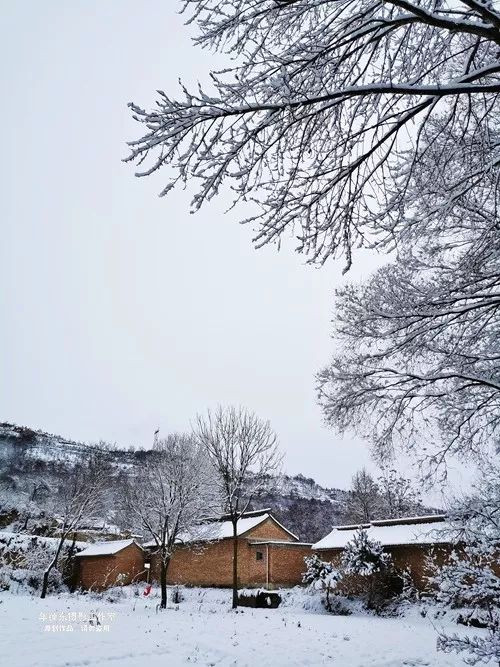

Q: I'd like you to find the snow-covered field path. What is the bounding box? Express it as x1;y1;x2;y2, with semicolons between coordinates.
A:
0;588;478;666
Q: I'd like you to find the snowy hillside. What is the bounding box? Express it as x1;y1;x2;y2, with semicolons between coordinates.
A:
0;422;434;542
0;423;355;541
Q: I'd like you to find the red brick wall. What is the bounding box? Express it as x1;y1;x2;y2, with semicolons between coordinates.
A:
268;544;312;587
166;540;236;587
147;517;305;588
238;543;264;586
388;544;454;590
76;544;146;591
154;541;310;588
245;518;296;542
313;544;455;592
159;540;273;587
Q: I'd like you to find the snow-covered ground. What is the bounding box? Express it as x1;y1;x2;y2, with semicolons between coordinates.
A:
0;586;481;666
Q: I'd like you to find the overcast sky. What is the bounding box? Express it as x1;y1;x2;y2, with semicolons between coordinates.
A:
1;1;469;500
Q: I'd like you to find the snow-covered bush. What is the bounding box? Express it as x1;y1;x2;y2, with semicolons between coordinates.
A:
0;565;64;595
302;554;343;612
431;467;500;665
303;554;340;587
0;532;79;594
398;567;420;604
341;528;394;610
303;532;399;613
341;528;392;577
104;586;127;604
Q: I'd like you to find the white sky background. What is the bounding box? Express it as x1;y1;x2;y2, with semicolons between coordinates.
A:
0;1;471;501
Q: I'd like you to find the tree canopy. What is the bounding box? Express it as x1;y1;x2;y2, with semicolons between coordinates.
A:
126;0;500;269
125;1;499;470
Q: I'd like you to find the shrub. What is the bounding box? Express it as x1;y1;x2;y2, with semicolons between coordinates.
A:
303;555;343;612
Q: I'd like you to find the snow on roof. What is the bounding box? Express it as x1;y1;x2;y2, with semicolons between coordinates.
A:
143;512;298;548
74;539;141;558
313;515;453;550
371;514;447;527
207;513;272;540
143;514;269;548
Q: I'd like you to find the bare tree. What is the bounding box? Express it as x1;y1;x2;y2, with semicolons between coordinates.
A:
125;0;499;269
40;448;110;598
193;406;281;608
124;433;218;609
377;469;421;519
346;468;381;523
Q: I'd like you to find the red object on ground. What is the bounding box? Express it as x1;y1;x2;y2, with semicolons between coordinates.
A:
143;584;152;596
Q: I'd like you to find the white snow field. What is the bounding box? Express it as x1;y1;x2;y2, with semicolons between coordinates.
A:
0;586;481;667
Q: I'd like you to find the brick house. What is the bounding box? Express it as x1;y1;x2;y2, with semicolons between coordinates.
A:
312;515;454;591
74;539;146;591
145;509;312;589
71;513;468;593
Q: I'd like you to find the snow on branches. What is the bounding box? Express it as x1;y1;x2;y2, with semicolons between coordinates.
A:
318;115;500;470
302;554;343;611
431;466;500;665
303;554;341;589
341;527;392;577
303;528;393;611
123;433;218;609
126;0;500;269
124;1;500;471
193;405;281;609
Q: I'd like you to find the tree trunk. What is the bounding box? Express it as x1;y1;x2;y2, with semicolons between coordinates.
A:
160;556;170;610
66;533;78;592
41;533;67;599
40;568;51;600
232;520;238;609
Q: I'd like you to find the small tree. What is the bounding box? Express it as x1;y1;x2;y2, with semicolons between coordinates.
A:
342;528;391;577
377;469;421;519
341;528;393;608
194;405;281;608
347;469;381;523
40;447;109;598
431;466;500;665
124;433;217;609
303;554;342;612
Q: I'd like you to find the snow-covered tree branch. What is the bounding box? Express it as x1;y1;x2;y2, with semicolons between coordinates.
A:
346;468;381;523
125;0;499;268
40;447;110;598
194;405;281;608
123;433;218;609
303;554;342;611
124;1;499;472
431;465;500;665
318;115;499;470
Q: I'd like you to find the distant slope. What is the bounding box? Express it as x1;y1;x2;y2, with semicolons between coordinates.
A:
0;422;436;543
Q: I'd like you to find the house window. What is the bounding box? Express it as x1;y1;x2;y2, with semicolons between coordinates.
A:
256;550;264;561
